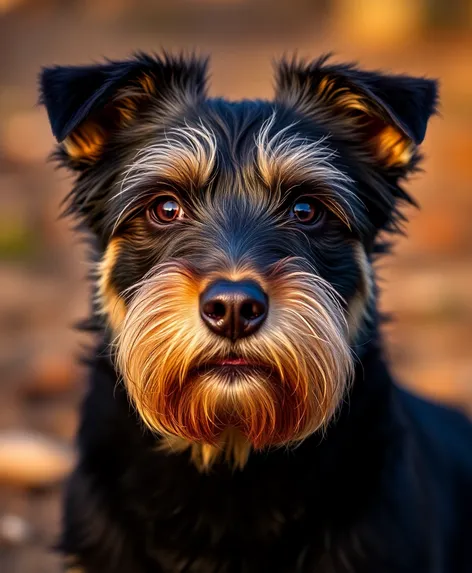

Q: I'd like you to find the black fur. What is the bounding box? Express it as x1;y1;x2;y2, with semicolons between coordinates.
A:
40;53;208;142
39;53;471;572
61;339;472;573
276;54;438;144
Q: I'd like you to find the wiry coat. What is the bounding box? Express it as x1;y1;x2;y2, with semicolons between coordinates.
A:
63;339;471;573
39;53;472;572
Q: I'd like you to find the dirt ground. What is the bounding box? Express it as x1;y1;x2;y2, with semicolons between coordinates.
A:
0;1;471;571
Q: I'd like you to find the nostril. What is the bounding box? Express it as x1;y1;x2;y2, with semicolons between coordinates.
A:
240;300;266;321
203;301;226;320
200;279;268;340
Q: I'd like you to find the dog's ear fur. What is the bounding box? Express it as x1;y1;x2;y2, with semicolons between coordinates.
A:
274;55;438;171
40;53;208;166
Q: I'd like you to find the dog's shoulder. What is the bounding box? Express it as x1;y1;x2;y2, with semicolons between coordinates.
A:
395;385;472;481
387;386;471;571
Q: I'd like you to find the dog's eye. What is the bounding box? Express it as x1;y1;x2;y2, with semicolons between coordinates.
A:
291;198;324;226
147;197;185;225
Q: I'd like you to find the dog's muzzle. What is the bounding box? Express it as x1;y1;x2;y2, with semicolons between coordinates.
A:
115;260;354;449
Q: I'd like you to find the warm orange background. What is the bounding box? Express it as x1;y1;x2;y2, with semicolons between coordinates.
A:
0;1;471;571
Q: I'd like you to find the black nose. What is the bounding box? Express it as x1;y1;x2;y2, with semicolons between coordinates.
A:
200;280;268;341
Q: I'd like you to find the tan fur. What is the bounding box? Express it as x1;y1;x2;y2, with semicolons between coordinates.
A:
276;73;414;168
375;124;414;167
63;121;107;162
198;264;269;297
111;123;217;230
97;237;127;331
61;70;205;163
64;555;84;572
155;124;217;189
62;80;146;161
316;77;370;116
138;73;157;95
347;242;374;340
115;259;354;469
160;428;251;471
255;114;356;227
325;84;415;167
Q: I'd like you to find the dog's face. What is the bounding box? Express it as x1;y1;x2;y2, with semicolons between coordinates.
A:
41;54;436;466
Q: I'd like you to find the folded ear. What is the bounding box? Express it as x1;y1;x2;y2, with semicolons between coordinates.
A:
274;55;438;170
40;53;208;166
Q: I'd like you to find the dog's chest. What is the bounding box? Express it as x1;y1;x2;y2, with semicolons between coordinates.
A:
120;455;432;573
140;520;401;573
122;457;410;573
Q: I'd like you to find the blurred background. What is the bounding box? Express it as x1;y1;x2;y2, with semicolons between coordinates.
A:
0;0;471;570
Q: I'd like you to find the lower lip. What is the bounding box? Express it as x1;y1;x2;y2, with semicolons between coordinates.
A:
193;362;273;382
217;358;250;366
195;361;263;375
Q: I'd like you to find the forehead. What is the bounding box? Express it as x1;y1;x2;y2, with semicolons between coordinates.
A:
188;98;327;161
136;98;342;194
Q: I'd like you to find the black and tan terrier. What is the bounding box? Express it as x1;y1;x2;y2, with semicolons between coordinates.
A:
40;53;471;572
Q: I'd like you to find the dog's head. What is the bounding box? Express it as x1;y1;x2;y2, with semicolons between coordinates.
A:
40;53;437;467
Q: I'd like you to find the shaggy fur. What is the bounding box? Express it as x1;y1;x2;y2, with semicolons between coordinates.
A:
39;52;471;572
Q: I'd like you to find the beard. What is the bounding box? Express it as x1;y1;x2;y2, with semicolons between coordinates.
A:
114;259;354;449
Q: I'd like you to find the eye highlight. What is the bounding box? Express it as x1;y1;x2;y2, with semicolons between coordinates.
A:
291;198;325;226
147;196;185;225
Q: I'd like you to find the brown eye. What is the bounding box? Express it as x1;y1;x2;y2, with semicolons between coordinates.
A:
291;198;324;225
148;197;184;225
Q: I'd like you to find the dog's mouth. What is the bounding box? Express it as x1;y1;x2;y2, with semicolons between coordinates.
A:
193;356;273;380
215;357;251;367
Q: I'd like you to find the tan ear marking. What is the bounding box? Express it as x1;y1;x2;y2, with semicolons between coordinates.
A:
279;70;416;168
322;81;414;167
62;72;156;162
63;121;107;161
316;76;370;116
138;73;156;95
374;124;414;167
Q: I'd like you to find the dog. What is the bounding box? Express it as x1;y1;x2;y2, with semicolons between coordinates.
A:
39;53;471;572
